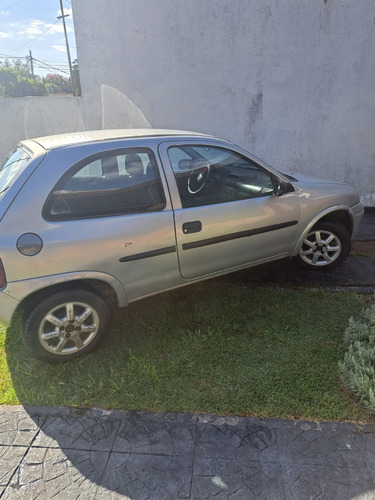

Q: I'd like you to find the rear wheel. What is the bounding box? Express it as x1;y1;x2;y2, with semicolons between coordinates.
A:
297;221;351;270
22;289;110;363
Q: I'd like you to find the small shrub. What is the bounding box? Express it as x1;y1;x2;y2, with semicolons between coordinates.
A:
339;296;375;412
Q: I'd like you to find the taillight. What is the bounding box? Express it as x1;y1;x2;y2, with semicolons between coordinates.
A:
0;259;7;289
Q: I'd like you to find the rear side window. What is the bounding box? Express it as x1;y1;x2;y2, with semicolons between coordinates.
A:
0;147;31;201
44;148;165;220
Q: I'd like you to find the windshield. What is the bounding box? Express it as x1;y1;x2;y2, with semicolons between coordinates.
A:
0;147;31;201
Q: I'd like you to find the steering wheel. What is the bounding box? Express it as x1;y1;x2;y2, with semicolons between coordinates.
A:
187;164;210;194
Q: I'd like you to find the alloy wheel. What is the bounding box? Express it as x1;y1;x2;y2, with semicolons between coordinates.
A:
38;301;100;355
299;229;342;267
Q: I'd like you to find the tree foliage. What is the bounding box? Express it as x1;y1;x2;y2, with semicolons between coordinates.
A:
0;59;46;97
0;59;81;97
72;59;81;96
43;73;71;95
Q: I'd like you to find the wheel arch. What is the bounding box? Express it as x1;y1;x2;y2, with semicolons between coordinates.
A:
15;277;125;322
292;206;353;257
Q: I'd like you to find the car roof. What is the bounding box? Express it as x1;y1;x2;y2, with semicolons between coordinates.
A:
21;129;211;151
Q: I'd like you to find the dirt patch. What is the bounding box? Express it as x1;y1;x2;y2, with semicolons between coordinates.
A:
351;240;375;256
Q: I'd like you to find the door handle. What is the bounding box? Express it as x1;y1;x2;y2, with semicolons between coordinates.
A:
182;221;202;234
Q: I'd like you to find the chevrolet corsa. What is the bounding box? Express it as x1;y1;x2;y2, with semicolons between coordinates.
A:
0;130;364;362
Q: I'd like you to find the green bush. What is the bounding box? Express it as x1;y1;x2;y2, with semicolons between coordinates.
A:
0;58;81;97
339;296;375;412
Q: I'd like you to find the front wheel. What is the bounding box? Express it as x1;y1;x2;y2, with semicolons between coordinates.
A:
22;289;110;363
296;221;351;270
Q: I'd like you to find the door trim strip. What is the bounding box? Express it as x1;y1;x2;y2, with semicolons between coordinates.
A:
182;221;298;250
119;245;176;262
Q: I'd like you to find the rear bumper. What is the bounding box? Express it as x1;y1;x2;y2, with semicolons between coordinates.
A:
0;290;20;326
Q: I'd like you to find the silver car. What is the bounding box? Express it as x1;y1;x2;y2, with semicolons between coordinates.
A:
0;129;364;362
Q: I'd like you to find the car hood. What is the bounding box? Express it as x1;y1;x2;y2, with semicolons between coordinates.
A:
281;171;349;186
280;171;360;206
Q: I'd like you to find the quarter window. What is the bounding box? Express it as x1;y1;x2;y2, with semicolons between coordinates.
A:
168;145;274;208
44;148;165;220
0;147;31;201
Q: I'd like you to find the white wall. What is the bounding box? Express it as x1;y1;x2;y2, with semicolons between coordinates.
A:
0;1;373;205
73;0;375;206
0;97;85;156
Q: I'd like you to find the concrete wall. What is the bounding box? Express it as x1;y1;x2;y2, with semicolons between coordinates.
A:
0;97;86;156
0;90;150;162
0;90;150;158
72;0;375;206
0;1;373;205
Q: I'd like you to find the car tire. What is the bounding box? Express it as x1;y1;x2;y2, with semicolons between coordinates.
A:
296;221;351;270
22;289;110;363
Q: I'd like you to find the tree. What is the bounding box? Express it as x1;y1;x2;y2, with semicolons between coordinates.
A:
44;73;72;94
0;59;46;97
72;59;81;96
0;59;82;97
0;63;44;97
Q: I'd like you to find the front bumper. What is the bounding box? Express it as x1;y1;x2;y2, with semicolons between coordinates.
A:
351;202;365;239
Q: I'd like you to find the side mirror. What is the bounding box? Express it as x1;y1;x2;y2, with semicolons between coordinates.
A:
272;176;286;196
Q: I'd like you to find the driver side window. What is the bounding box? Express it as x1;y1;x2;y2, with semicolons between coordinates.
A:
167;145;274;208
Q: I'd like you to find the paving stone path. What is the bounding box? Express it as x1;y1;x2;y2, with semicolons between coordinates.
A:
1;406;375;499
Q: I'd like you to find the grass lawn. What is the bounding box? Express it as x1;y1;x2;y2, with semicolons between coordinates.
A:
0;282;372;422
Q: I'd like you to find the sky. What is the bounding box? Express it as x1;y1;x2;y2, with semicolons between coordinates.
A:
0;0;77;77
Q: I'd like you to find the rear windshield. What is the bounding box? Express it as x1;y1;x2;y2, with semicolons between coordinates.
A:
0;147;31;201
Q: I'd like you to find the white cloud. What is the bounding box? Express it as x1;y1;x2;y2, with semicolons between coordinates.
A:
0;11;10;16
0;31;9;38
52;45;66;53
57;8;73;18
6;19;72;40
24;19;71;38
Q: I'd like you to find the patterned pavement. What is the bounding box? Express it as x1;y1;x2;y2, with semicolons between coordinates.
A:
1;406;375;499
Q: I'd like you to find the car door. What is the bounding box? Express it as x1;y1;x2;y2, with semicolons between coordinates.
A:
158;140;300;279
41;146;178;302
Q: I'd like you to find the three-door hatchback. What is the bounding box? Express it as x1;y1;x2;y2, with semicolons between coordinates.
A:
0;129;364;362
